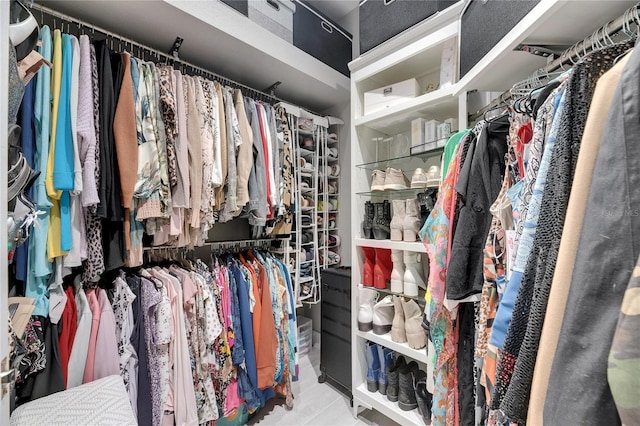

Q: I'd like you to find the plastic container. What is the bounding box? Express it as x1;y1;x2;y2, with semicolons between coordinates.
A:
297;316;313;356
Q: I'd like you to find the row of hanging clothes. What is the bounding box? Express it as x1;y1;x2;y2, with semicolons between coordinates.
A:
419;12;639;426
8;13;296;328
12;246;297;426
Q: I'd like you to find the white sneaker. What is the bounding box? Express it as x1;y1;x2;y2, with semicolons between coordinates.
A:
371;169;386;192
426;165;441;188
411;168;429;188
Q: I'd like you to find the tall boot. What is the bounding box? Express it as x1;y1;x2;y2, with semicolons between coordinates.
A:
403;198;421;242
361;201;374;239
403;251;426;297
390;199;406;241
392;295;407;343
376;344;394;396
365;340;380;392
390;249;404;293
372;202;390;240
357;287;378;332
387;355;406;402
374;248;392;289
362;246;376;287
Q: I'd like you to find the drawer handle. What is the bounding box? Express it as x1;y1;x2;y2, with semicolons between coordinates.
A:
321;21;333;34
266;0;280;11
383;0;395;6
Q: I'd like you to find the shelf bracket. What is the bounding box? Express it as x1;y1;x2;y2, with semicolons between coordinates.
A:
168;36;184;59
263;81;282;96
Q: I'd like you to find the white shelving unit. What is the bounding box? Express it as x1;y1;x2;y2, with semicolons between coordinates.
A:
349;1;639;424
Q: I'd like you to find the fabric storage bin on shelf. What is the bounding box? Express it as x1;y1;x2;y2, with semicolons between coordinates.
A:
293;0;353;76
359;0;459;54
460;0;541;77
297;316;313;356
220;0;296;43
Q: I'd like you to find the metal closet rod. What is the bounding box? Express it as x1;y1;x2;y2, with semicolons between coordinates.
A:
29;2;284;105
143;237;289;252
471;2;640;120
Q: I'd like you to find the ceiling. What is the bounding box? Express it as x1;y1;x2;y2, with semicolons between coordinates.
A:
306;0;359;23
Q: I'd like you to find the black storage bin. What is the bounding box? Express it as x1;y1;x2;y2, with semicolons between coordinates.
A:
293;0;353;76
220;0;248;16
460;0;541;77
319;267;352;398
360;0;457;54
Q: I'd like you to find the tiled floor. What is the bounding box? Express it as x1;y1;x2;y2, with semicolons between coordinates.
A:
248;342;400;426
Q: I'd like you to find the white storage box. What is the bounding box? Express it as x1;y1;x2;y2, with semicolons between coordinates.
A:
249;0;296;43
364;78;421;115
424;119;439;143
411;118;426;152
297;316;313;356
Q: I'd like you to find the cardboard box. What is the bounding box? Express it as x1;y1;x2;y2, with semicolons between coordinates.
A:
364;78;421;115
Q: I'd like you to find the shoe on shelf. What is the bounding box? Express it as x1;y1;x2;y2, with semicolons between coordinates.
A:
403;198;421;242
411;167;429;188
402;297;428;349
327;147;338;158
398;361;419;411
362;247;376;287
377;344;394;396
371;169;386;192
365;340;380;392
391;295;407;343
387;356;407;403
327;250;341;264
306;249;314;262
390;250;404;294
403;251;425;297
301;215;311;226
301;136;316;151
373;248;392;290
426;165;441;188
357;287;377;332
328;132;338;143
415;369;433;424
328;234;340;247
298;118;314;133
328;164;340;177
317;200;327;212
383;168;410;191
362;201;374;238
372;201;391;240
329;198;338;211
300;157;315;173
390;199;406;241
372;295;394;335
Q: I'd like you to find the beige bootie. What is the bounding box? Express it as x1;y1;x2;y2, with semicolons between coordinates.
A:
391;295;407;343
403;198;421;242
390;200;406;241
402;297;427;349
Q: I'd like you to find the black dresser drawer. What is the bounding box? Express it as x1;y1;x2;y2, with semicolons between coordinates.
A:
293;0;353;76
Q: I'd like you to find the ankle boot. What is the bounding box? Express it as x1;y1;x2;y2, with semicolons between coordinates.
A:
357;287;378;332
390;249;404;293
387;355;406;402
398;361;419;411
403;198;421;242
362;247;376;287
402;297;428;349
391;295;407;343
365;341;380;392
415;369;433;424
376;344;394;395
372;295;394;335
403;251;426;297
372;202;390;240
390;199;406;241
362;201;374;238
374;248;392;289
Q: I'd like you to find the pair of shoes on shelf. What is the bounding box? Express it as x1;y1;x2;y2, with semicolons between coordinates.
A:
390;198;422;242
411;166;441;188
327;132;338;144
385;356;433;419
327;250;340;264
300;135;315;151
326;146;338;158
365;341;394;395
361;247;391;290
371;168;411;191
326;164;340;177
327;234;340;247
360;293;426;349
298;118;315;133
301;196;314;208
328;213;337;229
299;157;315;173
390;250;427;297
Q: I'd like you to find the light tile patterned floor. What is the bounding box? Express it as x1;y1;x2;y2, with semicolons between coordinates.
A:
248;343;401;426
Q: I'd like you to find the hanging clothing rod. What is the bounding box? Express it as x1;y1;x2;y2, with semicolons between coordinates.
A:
143;237;289;252
29;2;291;107
470;2;640;121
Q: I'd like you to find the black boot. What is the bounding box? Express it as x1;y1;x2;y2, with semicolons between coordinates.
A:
362;201;374;238
398;360;419;411
415;369;433;424
373;201;390;240
386;356;406;402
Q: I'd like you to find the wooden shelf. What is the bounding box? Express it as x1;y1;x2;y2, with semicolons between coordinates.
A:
355;238;427;253
353;384;427;425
